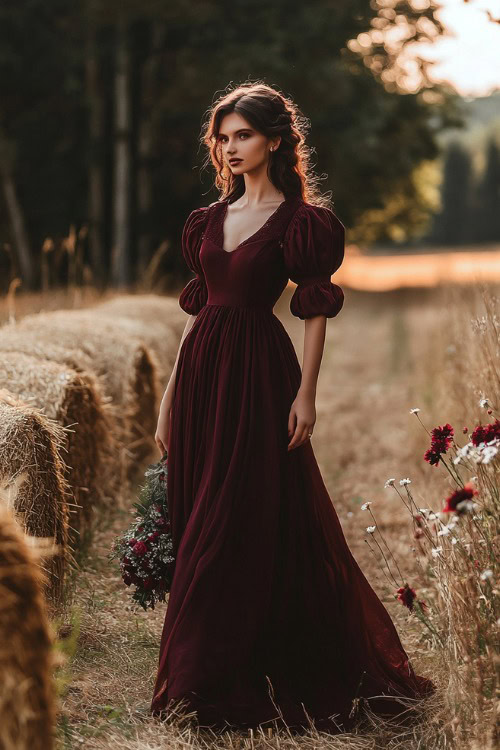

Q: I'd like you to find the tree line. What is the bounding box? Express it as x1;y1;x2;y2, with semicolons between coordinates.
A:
0;0;469;291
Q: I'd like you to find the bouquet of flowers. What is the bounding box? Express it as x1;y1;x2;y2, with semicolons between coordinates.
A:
110;450;175;610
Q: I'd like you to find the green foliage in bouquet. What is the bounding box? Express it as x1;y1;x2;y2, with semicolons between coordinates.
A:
109;451;175;611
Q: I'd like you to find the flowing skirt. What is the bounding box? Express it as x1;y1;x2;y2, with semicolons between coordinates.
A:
151;304;434;731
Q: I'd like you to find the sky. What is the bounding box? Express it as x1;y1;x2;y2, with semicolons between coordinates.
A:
417;0;500;97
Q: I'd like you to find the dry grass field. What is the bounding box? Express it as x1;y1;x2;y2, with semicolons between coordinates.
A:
1;282;498;749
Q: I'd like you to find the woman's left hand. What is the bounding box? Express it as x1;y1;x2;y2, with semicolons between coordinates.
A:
287;389;316;451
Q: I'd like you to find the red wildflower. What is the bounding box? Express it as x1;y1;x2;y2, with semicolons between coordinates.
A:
442;482;479;514
462;427;468;434
431;423;454;451
471;419;500;447
396;583;417;611
424;448;441;466
424;423;454;466
132;541;148;556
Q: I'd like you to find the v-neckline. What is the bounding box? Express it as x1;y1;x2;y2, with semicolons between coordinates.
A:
219;197;291;254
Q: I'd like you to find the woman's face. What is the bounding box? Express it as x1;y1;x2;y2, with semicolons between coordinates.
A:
217;111;279;176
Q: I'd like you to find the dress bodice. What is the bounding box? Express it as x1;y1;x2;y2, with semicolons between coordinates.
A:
178;195;346;319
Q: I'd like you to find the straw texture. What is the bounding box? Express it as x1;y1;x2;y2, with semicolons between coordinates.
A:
0;389;70;603
0;504;56;750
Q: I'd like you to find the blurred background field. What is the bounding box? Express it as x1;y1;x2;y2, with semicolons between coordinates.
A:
0;1;499;749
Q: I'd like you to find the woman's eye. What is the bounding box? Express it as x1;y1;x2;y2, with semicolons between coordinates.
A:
239;133;249;139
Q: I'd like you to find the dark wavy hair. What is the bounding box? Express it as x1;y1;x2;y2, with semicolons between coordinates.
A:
200;80;332;209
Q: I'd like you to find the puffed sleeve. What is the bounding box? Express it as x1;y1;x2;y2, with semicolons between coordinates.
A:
178;207;210;315
283;203;345;320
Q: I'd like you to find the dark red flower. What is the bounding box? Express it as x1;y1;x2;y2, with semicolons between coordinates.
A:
432;422;453;440
128;538;136;547
462;427;468;434
132;541;148;556
442;482;479;514
396;583;417;611
431;423;454;450
148;531;160;541
424;423;454;466
143;577;155;590
471;419;500;447
424;448;441;466
155;517;167;528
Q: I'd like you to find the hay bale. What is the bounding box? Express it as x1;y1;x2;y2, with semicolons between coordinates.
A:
0;504;56;750
0;353;114;548
0;328;95;376
94;293;187;390
14;312;158;470
0;327;127;506
0;389;69;603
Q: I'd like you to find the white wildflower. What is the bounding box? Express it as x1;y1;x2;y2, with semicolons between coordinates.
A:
399;478;411;486
360;502;372;511
431;547;443;558
479;398;490;409
437;526;450;536
453;442;474;464
480;570;493;581
409;408;420;414
366;525;376;534
451;537;458;545
456;500;475;514
384;478;396;488
477;443;498;465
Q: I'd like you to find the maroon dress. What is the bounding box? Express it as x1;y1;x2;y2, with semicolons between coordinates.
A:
151;195;434;732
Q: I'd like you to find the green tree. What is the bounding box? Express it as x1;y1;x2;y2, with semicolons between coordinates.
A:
431;141;473;245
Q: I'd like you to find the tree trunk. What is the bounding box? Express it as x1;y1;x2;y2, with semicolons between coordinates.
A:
137;23;167;279
0;130;34;288
84;21;106;287
111;15;132;288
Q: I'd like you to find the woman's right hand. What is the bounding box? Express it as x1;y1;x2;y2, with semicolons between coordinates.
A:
155;397;172;456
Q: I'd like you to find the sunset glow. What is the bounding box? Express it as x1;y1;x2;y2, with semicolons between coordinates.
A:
416;0;500;96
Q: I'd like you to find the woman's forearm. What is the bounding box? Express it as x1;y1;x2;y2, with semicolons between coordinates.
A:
298;315;327;398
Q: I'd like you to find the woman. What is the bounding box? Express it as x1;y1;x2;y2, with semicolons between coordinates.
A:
151;82;434;733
